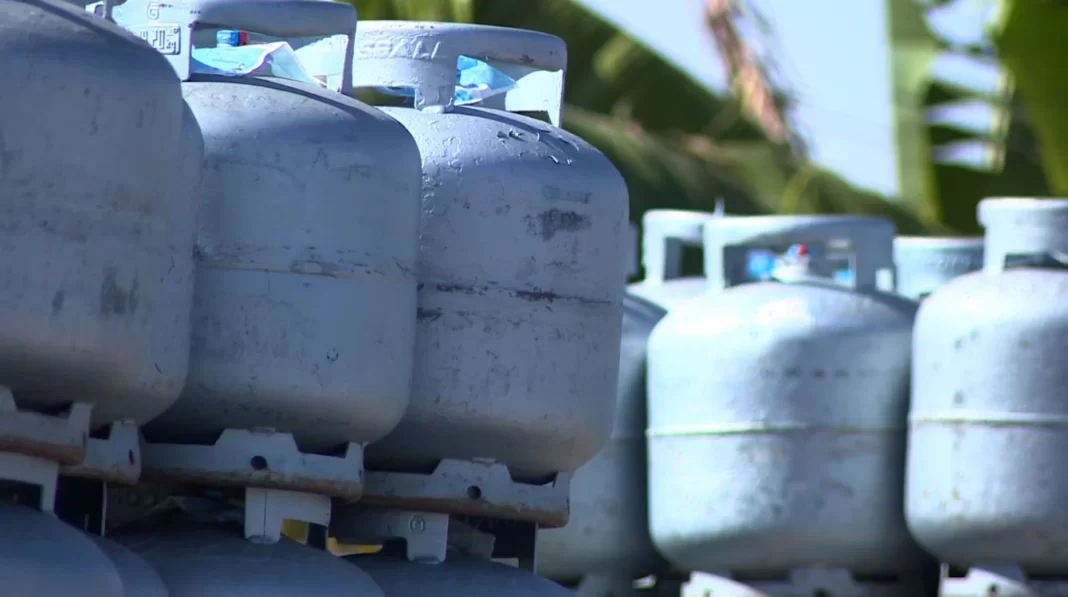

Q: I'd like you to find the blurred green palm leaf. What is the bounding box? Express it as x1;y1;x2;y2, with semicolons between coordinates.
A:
990;0;1068;196
888;0;1048;233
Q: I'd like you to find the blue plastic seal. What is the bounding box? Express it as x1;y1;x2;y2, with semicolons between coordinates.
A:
454;55;518;105
191;41;325;87
376;54;518;106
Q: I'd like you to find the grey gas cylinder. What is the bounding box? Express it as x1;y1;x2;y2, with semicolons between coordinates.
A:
90;535;169;597
0;504;125;596
114;523;385;596
892;236;983;300
907;198;1068;575
647;216;925;577
352;555;573;597
108;0;423;452
352;22;629;480
628;210;720;310
0;0;198;427
536;293;668;583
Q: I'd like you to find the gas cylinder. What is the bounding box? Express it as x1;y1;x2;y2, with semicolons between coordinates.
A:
907;198;1068;574
114;523;385;596
628;210;720;309
647;216;925;577
352;22;628;480
0;0;197;427
353;556;573;597
2;504;128;596
107;0;422;452
0;452;126;597
90;535;169;597
536;294;667;583
892;236;983;300
0;504;125;596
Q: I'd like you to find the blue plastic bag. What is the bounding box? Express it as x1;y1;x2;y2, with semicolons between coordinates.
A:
191;41;325;87
377;55;518;106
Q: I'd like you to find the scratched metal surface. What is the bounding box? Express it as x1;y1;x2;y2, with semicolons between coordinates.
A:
0;0;197;429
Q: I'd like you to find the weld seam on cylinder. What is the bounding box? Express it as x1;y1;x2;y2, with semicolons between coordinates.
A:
646;423;903;438
910;411;1068;427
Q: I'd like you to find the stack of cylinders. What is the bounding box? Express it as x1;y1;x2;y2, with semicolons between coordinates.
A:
84;0;426;594
344;19;628;597
0;0;198;435
0;0;200;593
